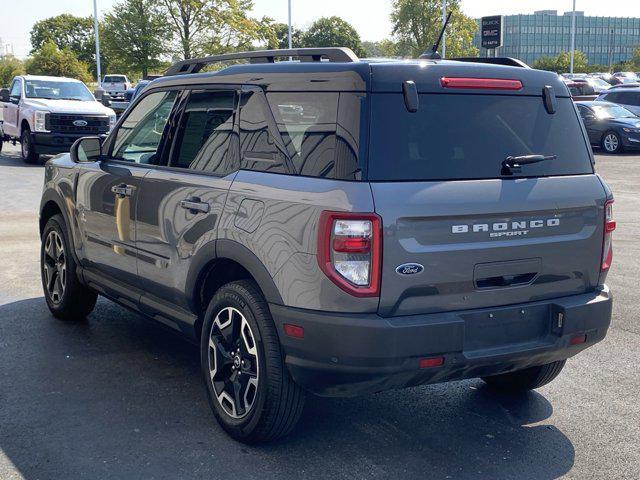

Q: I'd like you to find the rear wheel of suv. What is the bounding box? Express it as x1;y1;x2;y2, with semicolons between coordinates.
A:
41;214;97;320
481;360;566;391
601;131;622;154
200;280;304;443
21;127;40;164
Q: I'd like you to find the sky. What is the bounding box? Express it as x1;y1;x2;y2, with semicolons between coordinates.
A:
2;0;640;58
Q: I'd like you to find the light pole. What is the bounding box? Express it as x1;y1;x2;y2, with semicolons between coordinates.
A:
93;0;102;86
441;0;447;58
288;0;292;49
569;0;576;74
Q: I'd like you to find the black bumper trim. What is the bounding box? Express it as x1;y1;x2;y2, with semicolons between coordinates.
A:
269;287;612;397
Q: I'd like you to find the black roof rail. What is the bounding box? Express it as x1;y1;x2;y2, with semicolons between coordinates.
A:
450;57;531;69
165;48;359;76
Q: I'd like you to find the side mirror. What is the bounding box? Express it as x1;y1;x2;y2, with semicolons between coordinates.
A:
71;136;102;163
101;93;112;107
0;88;9;103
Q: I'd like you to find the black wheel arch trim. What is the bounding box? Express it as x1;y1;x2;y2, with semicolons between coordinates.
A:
186;238;284;314
39;189;82;264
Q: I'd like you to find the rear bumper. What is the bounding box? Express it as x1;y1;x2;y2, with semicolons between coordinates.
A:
270;287;612;397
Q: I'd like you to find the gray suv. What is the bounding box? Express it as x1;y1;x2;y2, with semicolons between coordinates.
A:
39;48;614;443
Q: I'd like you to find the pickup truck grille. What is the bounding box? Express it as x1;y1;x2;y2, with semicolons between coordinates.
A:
46;114;110;134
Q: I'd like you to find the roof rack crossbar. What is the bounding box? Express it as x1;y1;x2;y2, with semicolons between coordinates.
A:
165;48;359;76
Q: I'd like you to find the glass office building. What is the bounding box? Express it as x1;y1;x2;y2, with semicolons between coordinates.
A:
472;10;640;67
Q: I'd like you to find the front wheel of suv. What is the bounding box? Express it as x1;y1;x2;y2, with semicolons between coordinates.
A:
481;360;566;391
41;214;97;320
201;280;305;443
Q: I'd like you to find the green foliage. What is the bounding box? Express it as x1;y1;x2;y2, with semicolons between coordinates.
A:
25;42;92;83
102;0;170;77
160;0;275;59
0;56;25;88
302;17;365;57
362;40;400;58
271;22;304;49
30;14;95;64
391;0;478;58
532;50;589;73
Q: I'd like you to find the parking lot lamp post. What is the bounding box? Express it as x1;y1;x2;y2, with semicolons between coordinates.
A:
570;0;576;74
93;0;102;87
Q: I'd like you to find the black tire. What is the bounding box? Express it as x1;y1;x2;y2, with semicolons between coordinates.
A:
482;360;566;391
41;214;97;320
200;280;304;443
21;127;40;164
601;130;622;154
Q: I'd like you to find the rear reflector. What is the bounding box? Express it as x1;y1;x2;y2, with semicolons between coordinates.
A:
570;334;587;345
284;324;304;339
440;77;523;90
419;356;445;369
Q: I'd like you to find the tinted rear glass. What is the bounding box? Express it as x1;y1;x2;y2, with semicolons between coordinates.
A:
368;94;593;181
104;76;126;83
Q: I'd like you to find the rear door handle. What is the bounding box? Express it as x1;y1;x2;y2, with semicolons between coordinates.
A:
180;197;210;214
111;183;134;198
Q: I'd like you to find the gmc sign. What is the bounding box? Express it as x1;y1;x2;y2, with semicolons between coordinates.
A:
481;15;503;49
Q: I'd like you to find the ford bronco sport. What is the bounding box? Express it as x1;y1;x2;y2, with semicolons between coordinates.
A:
38;48;614;443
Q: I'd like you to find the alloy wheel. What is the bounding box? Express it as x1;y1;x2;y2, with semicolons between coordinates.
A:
208;307;259;419
43;230;66;304
604;133;619;152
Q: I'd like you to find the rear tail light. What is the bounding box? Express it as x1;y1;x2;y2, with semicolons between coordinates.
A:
601;199;616;272
440;77;523;90
317;211;382;297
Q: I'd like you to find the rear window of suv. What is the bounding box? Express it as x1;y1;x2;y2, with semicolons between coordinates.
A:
367;94;593;181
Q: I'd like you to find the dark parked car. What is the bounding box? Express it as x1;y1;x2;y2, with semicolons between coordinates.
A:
564;80;598;101
576;101;640;153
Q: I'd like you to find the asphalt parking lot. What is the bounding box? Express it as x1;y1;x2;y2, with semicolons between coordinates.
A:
0;142;638;480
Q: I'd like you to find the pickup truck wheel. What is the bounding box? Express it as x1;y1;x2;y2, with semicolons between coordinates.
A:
481;360;566;391
41;214;97;320
21;128;40;164
201;280;305;443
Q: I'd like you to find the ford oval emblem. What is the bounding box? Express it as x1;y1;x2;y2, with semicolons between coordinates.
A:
73;119;88;127
396;263;424;275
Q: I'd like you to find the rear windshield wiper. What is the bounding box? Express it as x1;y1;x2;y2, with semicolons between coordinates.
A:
502;154;557;175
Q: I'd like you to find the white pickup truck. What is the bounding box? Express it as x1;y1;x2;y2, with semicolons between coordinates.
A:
0;75;116;163
102;74;131;99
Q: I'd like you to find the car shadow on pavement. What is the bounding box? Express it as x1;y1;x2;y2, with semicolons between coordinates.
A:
0;145;52;167
0;297;574;480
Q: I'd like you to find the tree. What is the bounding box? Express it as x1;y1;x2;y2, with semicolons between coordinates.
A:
25;42;92;83
102;0;170;77
302;17;365;57
532;50;589;73
0;56;25;88
30;14;95;64
362;39;400;58
271;22;304;49
630;46;640;69
391;0;478;58
160;0;275;59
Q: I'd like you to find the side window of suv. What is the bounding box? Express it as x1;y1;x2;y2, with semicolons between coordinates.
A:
111;90;178;164
603;92;619;103
267;92;362;180
170;90;238;175
239;90;288;174
619;92;640;106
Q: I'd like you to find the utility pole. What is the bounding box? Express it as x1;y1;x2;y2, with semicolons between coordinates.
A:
288;0;293;49
569;0;576;74
441;0;447;58
93;0;102;86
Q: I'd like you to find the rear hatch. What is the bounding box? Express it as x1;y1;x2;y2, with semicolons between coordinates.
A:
368;62;608;317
